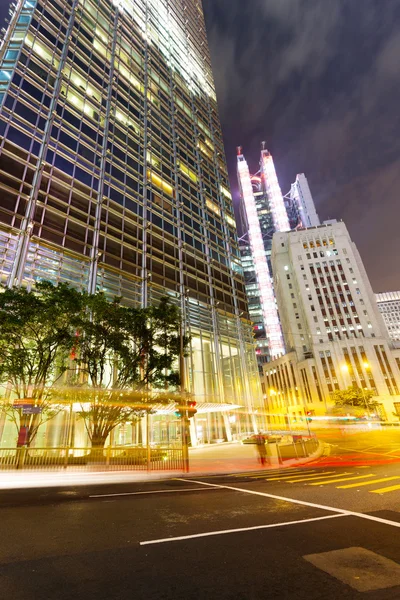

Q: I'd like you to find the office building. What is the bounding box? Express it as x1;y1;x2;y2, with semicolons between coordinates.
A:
0;0;264;447
237;145;287;369
264;220;400;425
375;291;400;343
237;144;319;371
287;173;320;229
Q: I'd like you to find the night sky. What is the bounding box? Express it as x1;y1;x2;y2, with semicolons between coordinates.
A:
0;1;399;291
202;0;400;293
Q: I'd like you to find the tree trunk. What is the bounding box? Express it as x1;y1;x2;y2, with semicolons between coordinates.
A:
88;435;108;464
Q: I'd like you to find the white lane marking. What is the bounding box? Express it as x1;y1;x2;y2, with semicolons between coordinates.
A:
179;478;400;529
90;487;219;499
140;514;345;546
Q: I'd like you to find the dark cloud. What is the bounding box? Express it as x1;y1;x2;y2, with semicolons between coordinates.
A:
203;0;400;292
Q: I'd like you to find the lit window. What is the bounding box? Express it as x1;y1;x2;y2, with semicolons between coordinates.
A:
148;171;173;197
206;198;220;216
179;161;198;183
225;214;236;228
220;185;232;200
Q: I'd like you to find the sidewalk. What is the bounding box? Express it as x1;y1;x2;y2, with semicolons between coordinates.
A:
0;440;325;490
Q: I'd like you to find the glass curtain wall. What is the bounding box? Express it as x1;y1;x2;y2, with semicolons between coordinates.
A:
0;0;262;447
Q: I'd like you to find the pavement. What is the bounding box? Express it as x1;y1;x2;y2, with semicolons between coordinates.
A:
0;437;324;490
1;427;400;600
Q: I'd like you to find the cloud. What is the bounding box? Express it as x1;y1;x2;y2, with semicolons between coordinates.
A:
258;0;341;83
202;0;400;288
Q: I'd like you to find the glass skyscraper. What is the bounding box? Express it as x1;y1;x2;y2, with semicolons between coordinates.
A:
0;0;263;445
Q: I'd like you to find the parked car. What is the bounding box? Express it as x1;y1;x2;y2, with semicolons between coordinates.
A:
242;433;282;444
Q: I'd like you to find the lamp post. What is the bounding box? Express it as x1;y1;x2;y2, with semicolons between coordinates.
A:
362;362;371;418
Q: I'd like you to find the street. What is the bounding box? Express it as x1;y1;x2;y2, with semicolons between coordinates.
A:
1;428;400;600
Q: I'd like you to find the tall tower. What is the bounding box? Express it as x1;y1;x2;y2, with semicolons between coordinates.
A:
237;146;286;365
0;0;264;441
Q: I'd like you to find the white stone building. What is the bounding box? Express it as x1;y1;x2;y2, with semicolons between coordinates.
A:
264;220;400;425
375;291;400;343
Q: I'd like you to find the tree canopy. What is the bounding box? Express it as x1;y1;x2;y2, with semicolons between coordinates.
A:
0;281;85;444
0;281;188;448
331;386;378;416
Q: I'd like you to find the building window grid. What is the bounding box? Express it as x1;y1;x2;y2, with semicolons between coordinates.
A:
300;368;312;403
380;346;399;394
311;366;323;402
374;345;394;395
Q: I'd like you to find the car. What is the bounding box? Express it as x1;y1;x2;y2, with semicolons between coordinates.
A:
242;433;282;444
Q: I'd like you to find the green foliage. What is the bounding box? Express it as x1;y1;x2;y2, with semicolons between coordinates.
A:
69;294;188;448
0;281;187;449
0;281;85;444
332;386;378;410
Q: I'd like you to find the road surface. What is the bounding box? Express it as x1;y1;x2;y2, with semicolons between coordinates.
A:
1;426;400;599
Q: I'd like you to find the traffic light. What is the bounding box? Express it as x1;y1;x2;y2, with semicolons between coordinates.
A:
306;411;312;423
187;399;197;419
174;406;183;418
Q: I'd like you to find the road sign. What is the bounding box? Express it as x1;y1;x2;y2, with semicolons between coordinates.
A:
22;406;42;415
13;399;34;407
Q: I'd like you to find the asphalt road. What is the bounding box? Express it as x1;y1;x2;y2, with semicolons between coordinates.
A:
1;428;400;600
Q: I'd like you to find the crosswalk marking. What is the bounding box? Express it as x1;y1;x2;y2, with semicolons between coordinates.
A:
266;471;336;482
231;468;304;478
239;471;316;480
370;484;400;494
338;477;400;489
309;474;375;486
282;472;352;483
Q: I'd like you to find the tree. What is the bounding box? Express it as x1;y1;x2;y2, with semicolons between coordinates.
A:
331;386;378;416
0;281;85;446
72;294;189;451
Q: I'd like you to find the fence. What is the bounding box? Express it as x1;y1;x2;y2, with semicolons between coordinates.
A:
274;436;319;462
0;446;184;471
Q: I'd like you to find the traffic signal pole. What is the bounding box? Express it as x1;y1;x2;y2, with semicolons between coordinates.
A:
179;322;190;473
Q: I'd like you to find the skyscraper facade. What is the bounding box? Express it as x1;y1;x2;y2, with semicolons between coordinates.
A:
0;0;263;445
237;146;286;369
237;146;319;371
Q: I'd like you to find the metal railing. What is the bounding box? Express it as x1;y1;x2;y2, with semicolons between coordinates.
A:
0;446;184;471
276;436;319;462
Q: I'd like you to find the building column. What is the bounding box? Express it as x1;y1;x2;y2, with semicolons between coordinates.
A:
223;413;233;442
189;419;198;447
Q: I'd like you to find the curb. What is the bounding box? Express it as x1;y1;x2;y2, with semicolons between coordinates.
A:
0;442;327;490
